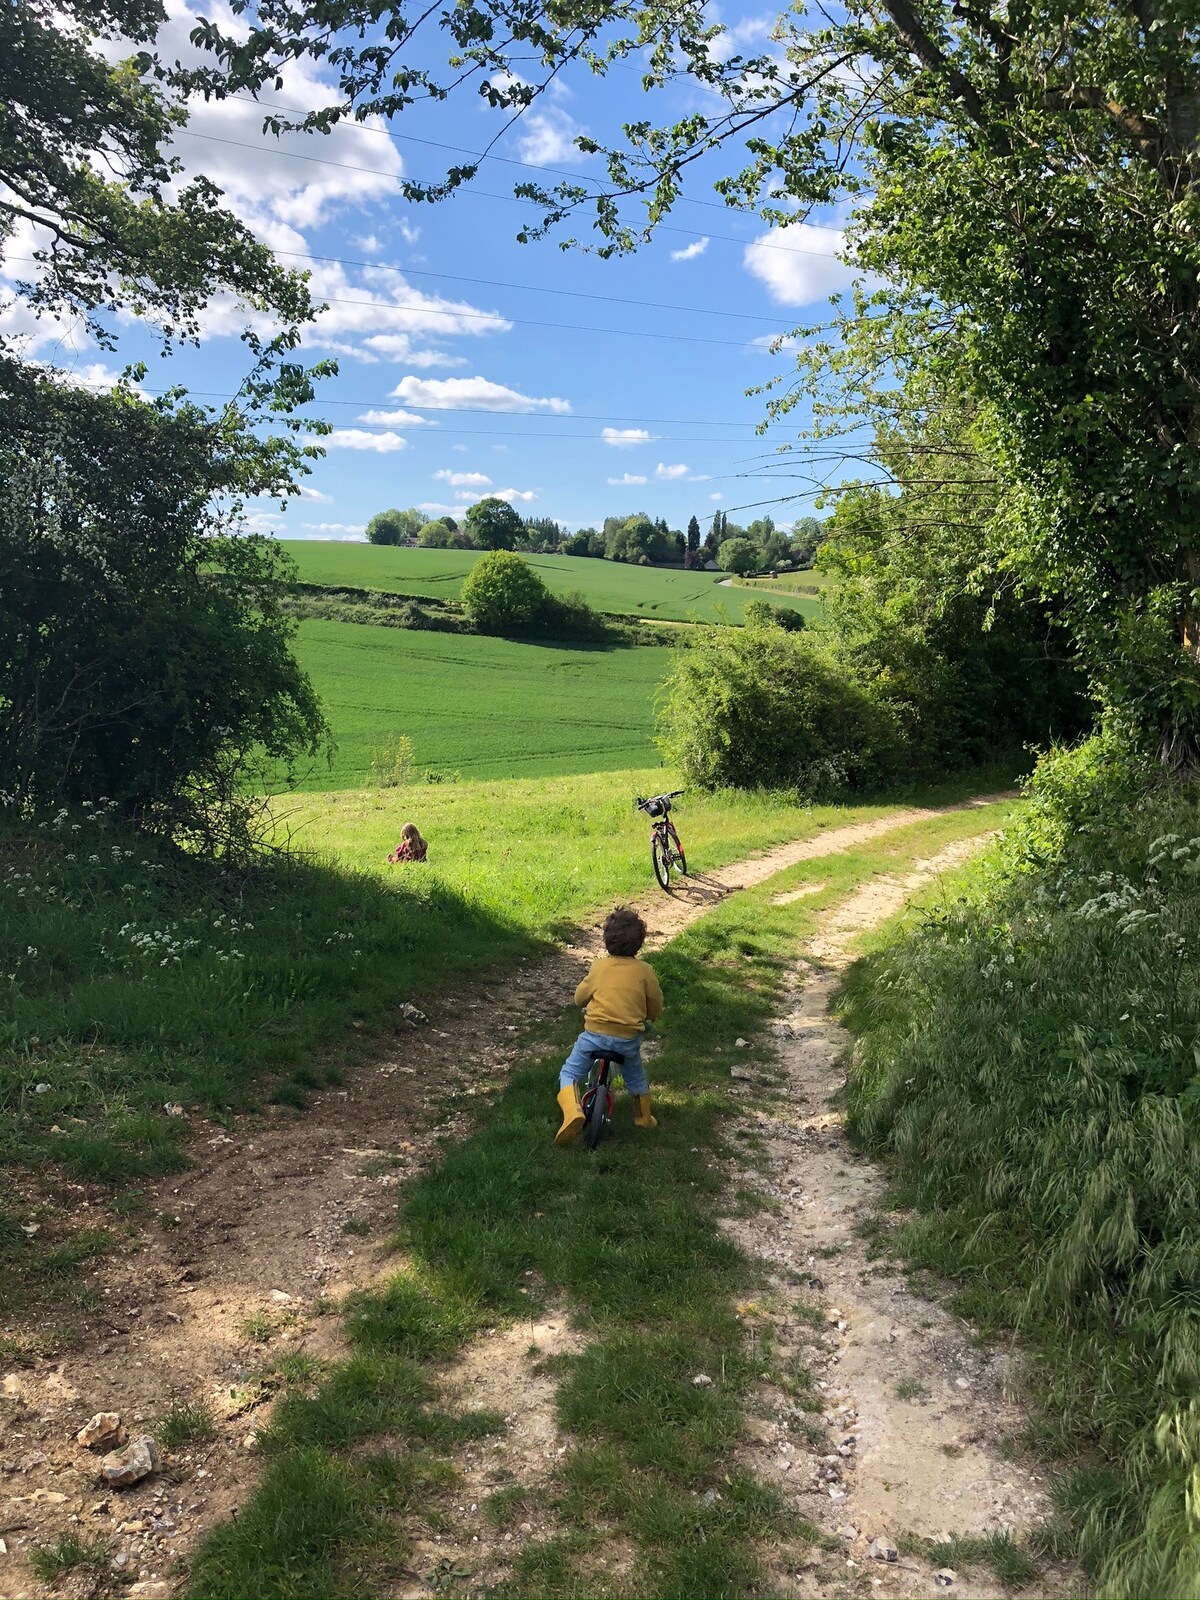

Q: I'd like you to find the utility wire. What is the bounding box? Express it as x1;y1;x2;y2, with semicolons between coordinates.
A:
215;87;850;234
268;247;793;325
1;249;817;353
173;127;853;259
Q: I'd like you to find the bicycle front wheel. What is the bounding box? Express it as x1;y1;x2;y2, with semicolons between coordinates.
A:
652;830;672;890
584;1083;607;1149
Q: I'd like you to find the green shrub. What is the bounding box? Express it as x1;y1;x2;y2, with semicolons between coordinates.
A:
656;626;899;794
842;745;1200;1598
716;536;760;576
369;735;414;788
539;588;608;641
743;598;806;633
0;370;328;853
460;549;548;633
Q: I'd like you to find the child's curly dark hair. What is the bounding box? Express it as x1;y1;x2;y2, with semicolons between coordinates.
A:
603;906;647;957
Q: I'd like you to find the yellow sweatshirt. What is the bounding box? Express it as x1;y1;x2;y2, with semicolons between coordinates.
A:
574;955;664;1039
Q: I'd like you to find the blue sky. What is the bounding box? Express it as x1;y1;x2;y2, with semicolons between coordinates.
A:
5;4;866;539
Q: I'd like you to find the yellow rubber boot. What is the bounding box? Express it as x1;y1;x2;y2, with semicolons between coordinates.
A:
633;1093;658;1129
555;1085;585;1146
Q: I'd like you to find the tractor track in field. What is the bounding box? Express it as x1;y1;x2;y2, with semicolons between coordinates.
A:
2;794;1011;1600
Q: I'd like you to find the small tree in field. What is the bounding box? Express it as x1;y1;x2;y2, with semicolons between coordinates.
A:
417;519;454;547
465;497;524;551
460;550;547;633
367;508;422;545
717;537;761;577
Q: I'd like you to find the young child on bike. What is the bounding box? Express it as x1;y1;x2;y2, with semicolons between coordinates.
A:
555;906;663;1146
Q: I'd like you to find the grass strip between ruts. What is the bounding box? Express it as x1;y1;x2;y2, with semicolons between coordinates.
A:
188;801;1016;1600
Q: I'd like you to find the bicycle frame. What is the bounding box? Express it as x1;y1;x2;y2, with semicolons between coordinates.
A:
636;791;687;890
581;1048;623;1149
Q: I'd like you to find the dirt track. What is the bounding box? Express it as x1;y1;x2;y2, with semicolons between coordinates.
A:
1;797;1017;1599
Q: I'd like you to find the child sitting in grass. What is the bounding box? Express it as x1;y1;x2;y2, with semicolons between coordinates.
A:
555;906;663;1145
388;822;427;863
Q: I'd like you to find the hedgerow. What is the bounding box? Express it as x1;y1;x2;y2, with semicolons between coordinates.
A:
841;736;1200;1598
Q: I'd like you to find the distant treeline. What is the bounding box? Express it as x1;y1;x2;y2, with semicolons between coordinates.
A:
365;498;825;577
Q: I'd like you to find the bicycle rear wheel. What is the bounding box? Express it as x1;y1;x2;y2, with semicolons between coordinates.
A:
652;830;672;890
667;822;687;877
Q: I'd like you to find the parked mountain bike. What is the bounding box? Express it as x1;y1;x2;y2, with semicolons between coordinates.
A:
580;1046;623;1150
636;790;687;891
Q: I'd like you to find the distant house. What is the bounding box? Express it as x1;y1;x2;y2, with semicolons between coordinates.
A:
703;559;719;571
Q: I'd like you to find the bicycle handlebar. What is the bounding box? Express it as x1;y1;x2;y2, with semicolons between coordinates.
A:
635;790;684;812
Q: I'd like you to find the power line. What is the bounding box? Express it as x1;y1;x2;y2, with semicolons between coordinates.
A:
270;247;791;325
0;249;824;351
217;88;850;235
173;127;850;259
132;385;902;463
206;392;795;428
302;294;777;349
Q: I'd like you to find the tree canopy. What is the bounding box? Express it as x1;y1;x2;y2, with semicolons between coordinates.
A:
367;508;424;545
182;0;1200;765
466;497;525;551
1;0;330;842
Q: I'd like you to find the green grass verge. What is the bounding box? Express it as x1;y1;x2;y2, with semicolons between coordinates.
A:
286;619;675;787
279;543;820;625
275;766;953;937
839;777;1200;1600
190;800;1014;1600
3;772;855;1191
729;570;830;599
2;771;929;1346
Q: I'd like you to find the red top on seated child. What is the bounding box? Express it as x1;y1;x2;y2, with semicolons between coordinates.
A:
388;822;427;863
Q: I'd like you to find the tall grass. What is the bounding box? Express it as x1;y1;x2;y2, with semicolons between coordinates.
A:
841;742;1200;1599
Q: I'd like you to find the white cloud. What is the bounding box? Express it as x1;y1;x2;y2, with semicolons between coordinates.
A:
447;485;535;505
325;428;408;452
40;360;146;396
710;492;725;501
417;501;462;515
708;13;778;63
670;237;709;262
299;485;335;503
76;6;521;371
749;332;801;353
435;469;492;488
607;473;648;486
149;3;405;234
306;337;381;363
392;376;570;414
655;462;690;480
744;225;862;306
487;70;529;98
601;427;653;448
514;107;588;165
302;522;366;535
355;407;434;425
243;511;287;532
452;444;468;453
362;335;468;367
